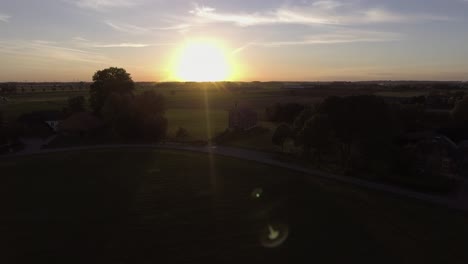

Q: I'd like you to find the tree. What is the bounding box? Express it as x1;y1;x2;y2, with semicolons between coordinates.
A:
297;114;332;167
293;106;315;134
102;91;167;142
102;93;137;140
317;95;396;171
175;127;189;139
272;124;292;151
89;67;135;114
134;91;167;142
0;111;5;144
67;96;86;113
452;96;468;124
265;103;305;123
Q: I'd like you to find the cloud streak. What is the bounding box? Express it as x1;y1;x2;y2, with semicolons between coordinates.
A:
0;14;10;23
254;30;401;47
71;0;140;10
0;40;109;64
105;21;192;34
71;37;174;48
189;2;451;27
105;21;150;34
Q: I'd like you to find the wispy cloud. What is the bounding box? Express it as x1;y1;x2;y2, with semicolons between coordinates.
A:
189;2;451;27
0;14;10;23
0;40;109;64
105;21;150;34
71;37;174;48
105;21;192;34
70;0;140;10
254;30;401;47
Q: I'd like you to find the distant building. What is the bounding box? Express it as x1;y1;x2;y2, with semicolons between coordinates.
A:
18;111;64;137
58;112;103;136
228;105;258;131
400;132;459;179
459;141;468;177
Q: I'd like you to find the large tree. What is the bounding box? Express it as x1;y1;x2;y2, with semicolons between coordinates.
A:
316;95;396;170
297;114;333;167
0;111;5;144
90;67;135;114
67;96;86;113
452;95;468;124
102;91;167;142
272;124;292;151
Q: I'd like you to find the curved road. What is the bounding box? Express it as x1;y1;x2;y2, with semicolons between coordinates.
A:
2;142;467;212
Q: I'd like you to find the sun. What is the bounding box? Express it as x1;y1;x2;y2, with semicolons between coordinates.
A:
173;40;231;82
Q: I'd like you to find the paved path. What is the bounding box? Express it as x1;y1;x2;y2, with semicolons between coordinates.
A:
2;143;467;212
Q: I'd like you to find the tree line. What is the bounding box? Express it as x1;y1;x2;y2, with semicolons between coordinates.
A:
271;94;468;191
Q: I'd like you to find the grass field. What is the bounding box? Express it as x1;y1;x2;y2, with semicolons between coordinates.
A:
0;87;292;144
166;109;228;140
0;149;467;263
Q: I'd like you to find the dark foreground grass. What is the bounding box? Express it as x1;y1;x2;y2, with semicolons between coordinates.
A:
0;149;467;264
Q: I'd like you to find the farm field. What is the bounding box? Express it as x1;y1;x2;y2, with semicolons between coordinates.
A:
1;83;456;147
0;149;467;263
0;85;322;143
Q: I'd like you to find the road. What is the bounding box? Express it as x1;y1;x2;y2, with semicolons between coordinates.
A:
2;142;468;212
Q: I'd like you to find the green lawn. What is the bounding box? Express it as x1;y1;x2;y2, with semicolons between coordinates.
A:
0;149;467;263
166;109;228;140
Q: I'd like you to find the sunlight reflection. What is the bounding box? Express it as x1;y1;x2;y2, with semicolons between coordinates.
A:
251;188;263;199
260;223;289;248
203;85;218;194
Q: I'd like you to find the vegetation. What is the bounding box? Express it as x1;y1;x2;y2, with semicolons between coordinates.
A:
1;149;467;263
266;102;305;123
62;95;86;116
102;91;167;142
175;127;189;139
452;95;468;124
272;123;292;151
89;67;135;115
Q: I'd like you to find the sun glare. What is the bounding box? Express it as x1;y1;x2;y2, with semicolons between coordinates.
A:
174;40;231;82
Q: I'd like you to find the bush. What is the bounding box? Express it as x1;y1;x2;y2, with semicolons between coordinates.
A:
175;127;189;139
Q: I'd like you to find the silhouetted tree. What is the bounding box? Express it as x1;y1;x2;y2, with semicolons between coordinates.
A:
135;91;167;142
102;94;136;139
68;96;86;113
452;96;468;125
175;127;189;139
266;103;305;123
296;114;332;167
318;95;396;171
272;124;292;151
293;107;315;134
0;111;5;144
102;91;167;142
90;67;135;114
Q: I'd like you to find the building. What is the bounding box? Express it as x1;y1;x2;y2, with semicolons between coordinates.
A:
459;141;468;177
228;106;258;131
58;112;103;136
17;111;64;137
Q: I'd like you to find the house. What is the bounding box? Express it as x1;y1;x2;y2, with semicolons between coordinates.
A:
228;105;258;131
58;112;103;136
18;111;64;137
459;141;468;177
407;134;458;178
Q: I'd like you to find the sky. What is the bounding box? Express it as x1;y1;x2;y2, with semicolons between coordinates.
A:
0;0;468;82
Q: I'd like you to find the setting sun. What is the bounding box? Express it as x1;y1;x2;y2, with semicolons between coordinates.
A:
173;41;231;82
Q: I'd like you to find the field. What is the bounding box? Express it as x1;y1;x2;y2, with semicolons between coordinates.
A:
0;83;456;148
0;149;467;263
0;85;319;144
